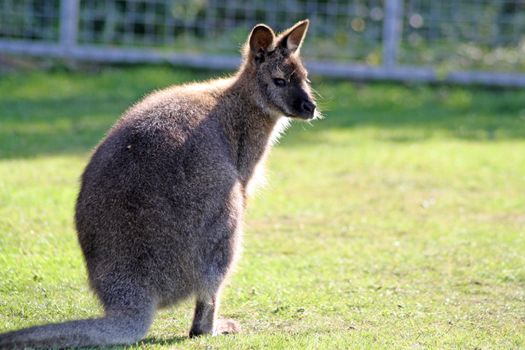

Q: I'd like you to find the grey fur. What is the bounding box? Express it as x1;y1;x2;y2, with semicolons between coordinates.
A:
0;20;316;349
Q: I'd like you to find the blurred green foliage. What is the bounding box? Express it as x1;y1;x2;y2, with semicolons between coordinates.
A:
2;0;524;70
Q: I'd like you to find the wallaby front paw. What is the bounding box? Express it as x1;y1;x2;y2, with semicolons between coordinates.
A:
214;319;241;335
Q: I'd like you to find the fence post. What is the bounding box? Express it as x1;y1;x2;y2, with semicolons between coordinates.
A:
60;0;79;57
382;0;403;68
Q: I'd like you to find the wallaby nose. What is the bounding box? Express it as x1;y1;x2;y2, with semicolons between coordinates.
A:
301;100;316;114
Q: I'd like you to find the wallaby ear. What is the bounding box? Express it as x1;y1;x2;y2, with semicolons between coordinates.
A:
279;19;309;53
249;24;275;61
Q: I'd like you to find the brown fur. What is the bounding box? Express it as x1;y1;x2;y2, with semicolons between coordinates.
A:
0;20;316;348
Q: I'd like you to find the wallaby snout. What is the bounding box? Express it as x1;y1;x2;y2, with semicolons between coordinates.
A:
300;99;316;117
291;89;316;119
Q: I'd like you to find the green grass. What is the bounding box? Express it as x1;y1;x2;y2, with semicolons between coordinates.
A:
1;66;524;349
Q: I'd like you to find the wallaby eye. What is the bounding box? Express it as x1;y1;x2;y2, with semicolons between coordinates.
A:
273;78;287;87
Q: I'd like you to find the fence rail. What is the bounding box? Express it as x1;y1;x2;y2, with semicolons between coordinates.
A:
1;0;525;87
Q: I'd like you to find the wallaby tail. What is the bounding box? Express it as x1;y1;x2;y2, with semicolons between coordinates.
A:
0;308;154;349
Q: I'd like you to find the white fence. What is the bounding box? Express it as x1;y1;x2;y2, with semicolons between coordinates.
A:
1;0;525;87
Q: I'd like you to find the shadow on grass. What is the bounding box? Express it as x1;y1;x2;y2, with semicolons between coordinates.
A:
79;336;188;349
138;335;188;346
1;68;525;159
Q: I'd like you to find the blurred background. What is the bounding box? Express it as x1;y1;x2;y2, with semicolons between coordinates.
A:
1;0;525;86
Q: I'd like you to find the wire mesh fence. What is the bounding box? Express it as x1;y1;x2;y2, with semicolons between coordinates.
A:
401;0;525;71
75;0;387;62
1;0;524;86
0;0;60;41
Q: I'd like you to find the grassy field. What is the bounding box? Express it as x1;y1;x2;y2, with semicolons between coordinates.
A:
0;66;524;349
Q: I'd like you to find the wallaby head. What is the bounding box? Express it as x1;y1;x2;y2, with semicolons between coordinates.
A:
241;20;317;120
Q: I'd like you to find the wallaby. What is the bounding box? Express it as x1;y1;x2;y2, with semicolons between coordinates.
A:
0;20;317;348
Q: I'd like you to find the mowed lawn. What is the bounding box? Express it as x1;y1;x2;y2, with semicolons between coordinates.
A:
0;66;524;349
